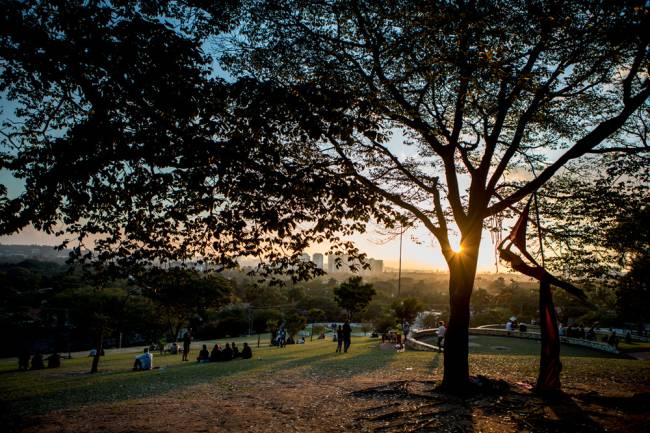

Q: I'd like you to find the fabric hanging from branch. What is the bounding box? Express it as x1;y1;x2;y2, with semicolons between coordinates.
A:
498;194;589;392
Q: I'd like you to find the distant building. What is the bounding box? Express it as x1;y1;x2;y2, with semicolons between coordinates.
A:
327;254;350;273
368;259;384;273
312;253;324;270
300;252;311;262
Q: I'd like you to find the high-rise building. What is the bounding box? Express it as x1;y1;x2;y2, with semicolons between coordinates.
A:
369;259;384;273
327;254;350;273
300;252;311;262
312;253;324;270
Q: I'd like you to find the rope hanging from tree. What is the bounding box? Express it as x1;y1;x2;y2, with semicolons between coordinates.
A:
489;214;503;273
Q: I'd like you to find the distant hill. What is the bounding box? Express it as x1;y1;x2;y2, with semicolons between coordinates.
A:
0;244;71;264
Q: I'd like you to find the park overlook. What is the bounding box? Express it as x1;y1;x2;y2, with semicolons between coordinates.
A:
1;1;649;432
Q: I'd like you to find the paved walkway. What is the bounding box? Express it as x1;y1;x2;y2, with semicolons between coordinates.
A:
627;351;650;360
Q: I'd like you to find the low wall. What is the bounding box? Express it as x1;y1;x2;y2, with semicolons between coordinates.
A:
408;328;620;354
406;329;440;352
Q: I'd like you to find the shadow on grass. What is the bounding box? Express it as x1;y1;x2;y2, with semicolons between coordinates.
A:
303;343;398;379
428;352;441;374
1;340;396;426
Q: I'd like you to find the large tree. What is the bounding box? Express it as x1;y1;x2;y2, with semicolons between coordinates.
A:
225;0;649;390
1;1;649;391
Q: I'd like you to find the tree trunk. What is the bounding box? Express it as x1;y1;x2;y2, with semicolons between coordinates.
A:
90;325;104;374
441;231;481;393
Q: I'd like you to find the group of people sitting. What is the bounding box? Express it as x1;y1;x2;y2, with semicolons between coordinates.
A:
197;342;253;362
559;323;597;340
18;350;62;370
133;341;253;371
559;323;596;340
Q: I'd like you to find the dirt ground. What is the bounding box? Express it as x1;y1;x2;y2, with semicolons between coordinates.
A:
17;372;649;433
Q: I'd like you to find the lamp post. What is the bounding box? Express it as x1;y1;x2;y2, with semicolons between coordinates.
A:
397;226;406;296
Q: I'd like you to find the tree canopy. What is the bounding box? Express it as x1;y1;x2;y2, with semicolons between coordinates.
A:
392;297;426;326
0;0;393;280
334;276;376;319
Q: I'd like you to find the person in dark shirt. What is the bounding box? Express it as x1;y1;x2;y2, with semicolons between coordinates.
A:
46;352;61;368
182;330;192;362
342;320;352;353
231;342;240;358
241;343;253;359
221;343;233;361
30;352;45;370
18;348;30;371
197;344;210;362
209;344;221;362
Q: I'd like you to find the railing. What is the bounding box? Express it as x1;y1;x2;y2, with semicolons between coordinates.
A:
407;327;620;354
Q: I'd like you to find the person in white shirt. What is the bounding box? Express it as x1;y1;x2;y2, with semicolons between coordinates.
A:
133;347;153;371
436;321;446;353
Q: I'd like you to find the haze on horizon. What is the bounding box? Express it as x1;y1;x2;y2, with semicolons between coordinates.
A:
0;222;503;273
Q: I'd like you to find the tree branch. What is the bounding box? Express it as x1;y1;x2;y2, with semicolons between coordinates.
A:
486;83;650;216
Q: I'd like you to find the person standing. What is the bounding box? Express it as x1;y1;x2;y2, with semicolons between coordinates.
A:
436;321;446;353
335;325;343;353
342;320;352;353
182;329;192;362
278;325;287;348
18;348;30;371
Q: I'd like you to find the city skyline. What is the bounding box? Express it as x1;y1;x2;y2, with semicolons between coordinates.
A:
0;222;503;273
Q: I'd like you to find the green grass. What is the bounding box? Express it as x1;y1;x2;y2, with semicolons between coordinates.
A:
1;336;648;427
618;341;650;351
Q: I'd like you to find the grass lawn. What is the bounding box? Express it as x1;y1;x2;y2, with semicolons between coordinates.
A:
618;341;650;351
1;336;649;432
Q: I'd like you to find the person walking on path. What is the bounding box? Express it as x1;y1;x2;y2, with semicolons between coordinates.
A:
182;329;192;362
335;325;343;353
436;321;446;353
342;320;352;353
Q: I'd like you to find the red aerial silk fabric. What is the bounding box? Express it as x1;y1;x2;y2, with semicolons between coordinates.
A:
537;279;562;391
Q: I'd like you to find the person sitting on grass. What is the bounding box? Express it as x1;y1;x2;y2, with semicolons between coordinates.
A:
197;344;210;362
210;344;222;362
241;342;252;359
231;342;240;358
30;352;45;370
46;352;61;368
133;347;153;371
221;343;233;361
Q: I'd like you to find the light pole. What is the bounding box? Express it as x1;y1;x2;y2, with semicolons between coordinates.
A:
397;227;404;296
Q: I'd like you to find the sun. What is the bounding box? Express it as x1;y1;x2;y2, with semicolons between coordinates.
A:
450;240;463;254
